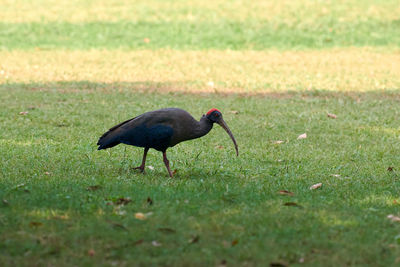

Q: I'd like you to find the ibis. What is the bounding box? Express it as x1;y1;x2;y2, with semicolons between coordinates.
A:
97;108;238;177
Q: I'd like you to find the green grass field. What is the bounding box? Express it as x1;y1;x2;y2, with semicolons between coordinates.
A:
1;0;400;266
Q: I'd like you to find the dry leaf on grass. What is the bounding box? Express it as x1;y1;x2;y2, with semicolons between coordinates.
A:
158;227;176;234
19;111;28;115
2;199;9;205
188;235;200;244
270;262;288;267
231;239;239;246
388;167;394;172
387;214;400;222
115;197;131;205
151;240;162;247
310;183;322;190
284;202;303;208
29;221;43;227
87;185;102;191
274;140;284;144
229;110;239;114
135;212;146;220
134;239;144;246
297;133;307;139
327;113;337;119
279;190;294;196
147;166;154;170
143;38;150;43
219;260;228;267
87;249;95;257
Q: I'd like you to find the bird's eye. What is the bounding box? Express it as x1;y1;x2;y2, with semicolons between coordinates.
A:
215;113;219;117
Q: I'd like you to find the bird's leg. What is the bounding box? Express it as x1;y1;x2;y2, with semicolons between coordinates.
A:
133;147;149;173
162;151;173;177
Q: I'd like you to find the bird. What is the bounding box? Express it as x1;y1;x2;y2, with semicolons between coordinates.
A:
97;108;238;177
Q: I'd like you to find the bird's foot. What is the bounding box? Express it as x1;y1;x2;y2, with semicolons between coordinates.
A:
132;166;145;173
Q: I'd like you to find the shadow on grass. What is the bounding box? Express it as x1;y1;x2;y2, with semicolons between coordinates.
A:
2;80;400;99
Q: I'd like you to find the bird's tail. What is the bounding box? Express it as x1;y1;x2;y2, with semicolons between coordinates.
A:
97;118;133;150
97;133;120;150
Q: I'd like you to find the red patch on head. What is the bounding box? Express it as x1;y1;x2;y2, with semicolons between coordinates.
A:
207;108;220;115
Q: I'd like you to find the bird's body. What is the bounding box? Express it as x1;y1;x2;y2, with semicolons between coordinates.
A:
97;108;238;177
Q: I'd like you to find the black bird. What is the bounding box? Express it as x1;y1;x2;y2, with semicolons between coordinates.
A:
97;108;238;177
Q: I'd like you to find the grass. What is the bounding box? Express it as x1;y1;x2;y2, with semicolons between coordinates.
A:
1;0;400;266
1;49;399;92
0;0;399;50
2;84;400;266
1;19;400;50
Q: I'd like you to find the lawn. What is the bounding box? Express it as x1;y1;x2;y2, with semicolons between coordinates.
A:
1;0;400;266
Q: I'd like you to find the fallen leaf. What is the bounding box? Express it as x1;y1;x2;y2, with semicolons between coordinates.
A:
44;172;51;175
188;235;200;244
151;240;162;247
52;215;68;220
87;185;102;191
299;258;305;263
330;174;341;177
297;133;307;139
284;202;303;208
147;166;154;170
274;140;284;144
172;169;178;175
279;190;294;196
2;199;9;205
115;197;131;205
270;262;288;267
231;239;239;246
388;167;394;172
134;239;144;246
135;212;146;220
219;260;227;267
310;183;323;190
19;111;28;115
327;113;337;119
229;110;239;114
394;200;400;205
387;214;400;222
147;197;153;205
29;221;43;227
143;38;150;43
88;249;95;257
157;227;176;234
215;145;224;149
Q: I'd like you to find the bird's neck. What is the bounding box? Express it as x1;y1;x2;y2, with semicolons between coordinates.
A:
193;115;213;139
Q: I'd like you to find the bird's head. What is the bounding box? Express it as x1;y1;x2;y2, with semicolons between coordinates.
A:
206;108;223;123
206;108;239;156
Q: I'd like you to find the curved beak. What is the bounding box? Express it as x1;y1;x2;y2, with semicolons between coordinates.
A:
217;119;239;156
